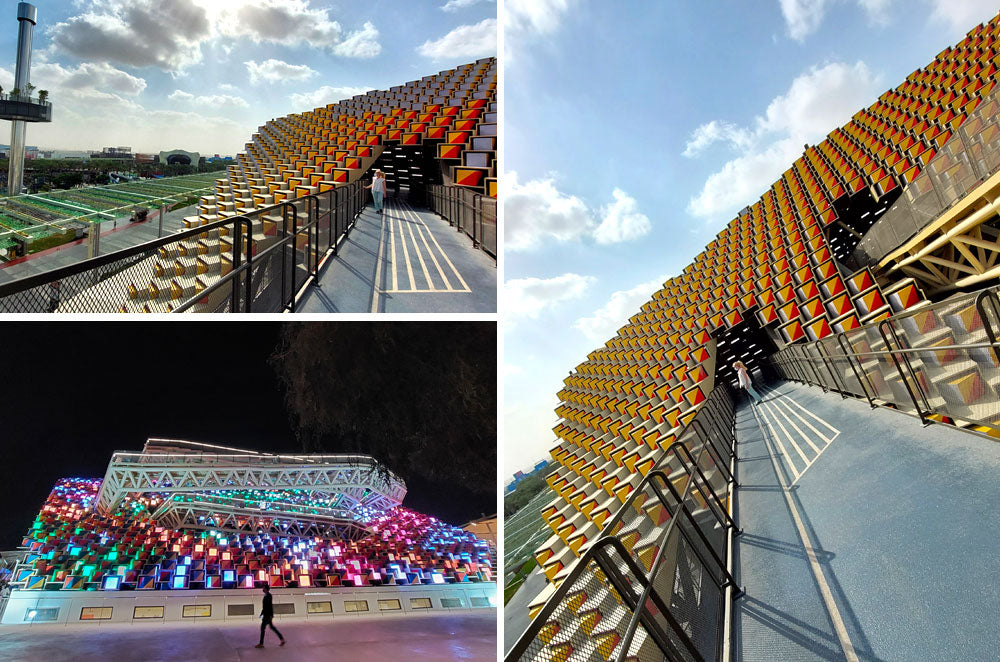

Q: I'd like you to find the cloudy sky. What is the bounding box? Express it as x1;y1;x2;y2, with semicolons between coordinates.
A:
0;0;496;154
503;0;1000;475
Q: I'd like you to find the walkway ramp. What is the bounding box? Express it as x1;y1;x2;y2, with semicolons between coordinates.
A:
734;380;1000;662
298;197;495;313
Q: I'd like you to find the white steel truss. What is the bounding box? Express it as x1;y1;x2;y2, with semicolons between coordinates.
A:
94;439;406;529
152;500;369;540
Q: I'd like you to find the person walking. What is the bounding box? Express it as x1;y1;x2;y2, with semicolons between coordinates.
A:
365;169;387;214
254;585;285;648
733;360;763;404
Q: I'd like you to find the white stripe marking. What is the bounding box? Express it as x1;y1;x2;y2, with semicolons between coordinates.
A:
750;405;859;662
401;198;470;291
369;208;386;313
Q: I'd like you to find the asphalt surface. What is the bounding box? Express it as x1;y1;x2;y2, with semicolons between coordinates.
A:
734;380;1000;661
298;197;496;313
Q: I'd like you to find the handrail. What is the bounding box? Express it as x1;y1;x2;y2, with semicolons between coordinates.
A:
505;385;736;662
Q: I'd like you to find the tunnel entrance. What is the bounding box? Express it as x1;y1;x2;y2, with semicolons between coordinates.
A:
368;144;444;205
713;308;782;389
166;154;191;165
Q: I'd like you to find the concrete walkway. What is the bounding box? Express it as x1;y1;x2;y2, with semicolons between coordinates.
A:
733;380;1000;662
0;610;496;662
298;197;496;313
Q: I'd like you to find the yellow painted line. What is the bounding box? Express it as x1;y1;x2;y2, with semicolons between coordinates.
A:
766;397;824;455
403;205;434;290
760;398;811;469
777;389;842;436
389;206;398;293
756;403;801;480
750;405;860;662
396;207;415;291
401;199;470;292
401;204;454;291
770;395;838;445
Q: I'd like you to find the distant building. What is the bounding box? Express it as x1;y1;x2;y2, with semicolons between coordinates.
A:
134;153;159;164
207;154;234;163
47;150;90;160
159;149;200;166
505;460;552;493
91;146;134;160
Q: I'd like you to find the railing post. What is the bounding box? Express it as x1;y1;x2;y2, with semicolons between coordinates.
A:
975;289;1000;366
836;332;877;408
878;320;929;425
799;344;828;390
231;216;243;312
815;340;849;399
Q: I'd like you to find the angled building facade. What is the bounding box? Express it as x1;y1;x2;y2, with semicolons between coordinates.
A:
524;11;1000;637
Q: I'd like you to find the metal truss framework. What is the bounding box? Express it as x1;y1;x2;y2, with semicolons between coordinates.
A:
152;500;368;541
94;439;406;538
882;171;1000;294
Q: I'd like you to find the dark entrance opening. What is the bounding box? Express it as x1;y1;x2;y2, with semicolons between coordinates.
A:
166;154;191;166
825;185;902;271
713;308;782;389
367;144;443;205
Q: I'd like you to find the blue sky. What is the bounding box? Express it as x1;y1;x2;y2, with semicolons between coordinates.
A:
503;0;1000;475
0;0;496;154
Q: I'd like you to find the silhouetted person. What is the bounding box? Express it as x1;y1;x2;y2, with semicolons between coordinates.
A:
255;585;285;648
733;360;763;404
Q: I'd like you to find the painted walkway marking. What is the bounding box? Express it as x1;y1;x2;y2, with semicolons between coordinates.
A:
380;198;469;294
749;404;859;662
755;384;841;486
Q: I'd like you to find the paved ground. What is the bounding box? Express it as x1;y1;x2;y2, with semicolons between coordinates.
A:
0;204;198;284
298;196;496;313
734;380;1000;662
0;610;496;662
502;566;547;655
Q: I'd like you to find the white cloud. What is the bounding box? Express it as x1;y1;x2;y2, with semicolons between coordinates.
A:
779;0;828;41
505;0;571;34
927;0;998;35
218;83;239;93
49;0;211;74
574;276;668;342
418;18;497;59
332;21;382;58
245;59;318;84
442;0;494;11
683;120;753;157
505;172;651;251
504;363;524;376
686;61;882;223
48;1;382;75
504;171;594;251
505;273;595;321
778;0;899;41
29;61;147;97
288;85;371;110
169;90;249;108
593;188;652;244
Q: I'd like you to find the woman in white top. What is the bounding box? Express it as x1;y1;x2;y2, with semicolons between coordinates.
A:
733;360;763;404
365;169;387;214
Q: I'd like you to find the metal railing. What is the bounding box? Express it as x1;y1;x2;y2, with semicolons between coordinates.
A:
770;284;1000;432
0;180;366;313
506;385;740;662
426;184;497;258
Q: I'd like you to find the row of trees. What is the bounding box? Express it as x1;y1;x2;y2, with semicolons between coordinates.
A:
0;158;229;194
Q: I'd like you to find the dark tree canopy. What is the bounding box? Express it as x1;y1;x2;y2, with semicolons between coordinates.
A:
272;323;497;520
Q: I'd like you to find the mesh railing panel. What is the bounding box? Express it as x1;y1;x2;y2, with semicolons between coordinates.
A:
775;284;1000;429
427;184;497;258
0;180;367;313
508;387;736;662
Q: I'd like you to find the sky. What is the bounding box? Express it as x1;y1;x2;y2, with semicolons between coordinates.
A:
502;0;1000;475
0;0;497;154
0;322;494;549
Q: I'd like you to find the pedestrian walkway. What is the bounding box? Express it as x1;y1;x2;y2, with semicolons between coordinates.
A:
734;380;1000;662
0;611;495;662
298;197;495;313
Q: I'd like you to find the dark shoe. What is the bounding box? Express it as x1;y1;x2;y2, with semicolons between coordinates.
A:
280;640;286;646
255;644;264;648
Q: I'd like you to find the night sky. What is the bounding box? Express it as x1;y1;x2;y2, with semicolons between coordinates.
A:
0;321;495;549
